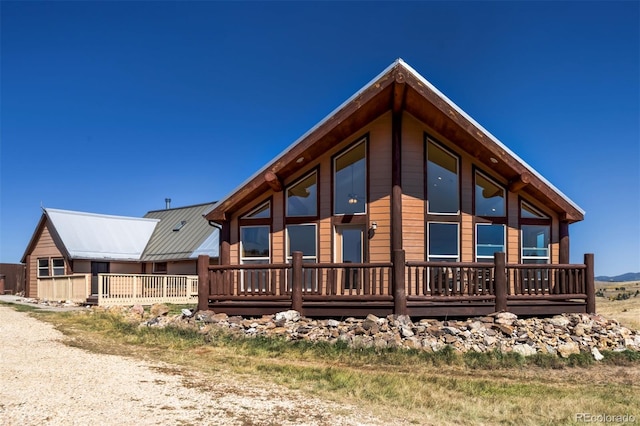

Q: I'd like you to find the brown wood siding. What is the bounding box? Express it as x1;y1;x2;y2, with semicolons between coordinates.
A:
402;112;565;265
319;155;332;262
460;155;474;262
29;221;65;297
368;113;392;263
507;191;520;263
401;113;425;262
272;191;285;262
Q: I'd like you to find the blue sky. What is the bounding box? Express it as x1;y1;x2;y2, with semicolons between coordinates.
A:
1;1;638;276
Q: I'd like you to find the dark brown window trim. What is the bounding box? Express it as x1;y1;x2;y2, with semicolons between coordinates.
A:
424;133;462;217
284;166;320;221
331;215;368;225
472;166;508;220
238;197;273;227
330;134;369;218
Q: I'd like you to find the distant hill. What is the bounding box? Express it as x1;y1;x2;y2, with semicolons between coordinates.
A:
596;272;640;282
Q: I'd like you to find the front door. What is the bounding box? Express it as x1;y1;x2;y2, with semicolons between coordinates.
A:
91;262;109;295
335;225;365;290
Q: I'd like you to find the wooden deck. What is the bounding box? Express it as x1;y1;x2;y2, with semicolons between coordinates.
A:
198;252;595;318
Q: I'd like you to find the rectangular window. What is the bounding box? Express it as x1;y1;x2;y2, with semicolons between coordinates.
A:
427;222;459;261
475;172;505;217
286;224;317;291
522;225;550;264
287;172;317;217
240;225;270;291
52;258;65;276
476;224;505;261
427;139;459;214
37;258;50;277
334;140;366;215
153;262;168;274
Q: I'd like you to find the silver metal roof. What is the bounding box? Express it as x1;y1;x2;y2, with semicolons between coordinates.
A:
45;208;159;261
142;202;218;261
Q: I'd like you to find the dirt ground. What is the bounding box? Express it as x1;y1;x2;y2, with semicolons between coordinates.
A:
0;305;389;426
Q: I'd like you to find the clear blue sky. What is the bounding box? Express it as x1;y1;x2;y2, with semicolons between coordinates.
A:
1;1;638;276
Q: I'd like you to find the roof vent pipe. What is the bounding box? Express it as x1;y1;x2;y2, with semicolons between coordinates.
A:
165;198;171;209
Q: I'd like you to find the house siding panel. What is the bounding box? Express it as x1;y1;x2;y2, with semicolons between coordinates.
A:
29;222;66;297
401;113;425;262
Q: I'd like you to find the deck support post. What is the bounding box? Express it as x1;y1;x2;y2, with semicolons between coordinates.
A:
197;255;210;312
494;252;507;312
559;222;570;264
393;249;407;316
291;251;303;314
585;253;596;314
220;221;231;265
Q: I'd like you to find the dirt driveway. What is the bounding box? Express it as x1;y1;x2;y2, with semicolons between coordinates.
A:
0;305;387;425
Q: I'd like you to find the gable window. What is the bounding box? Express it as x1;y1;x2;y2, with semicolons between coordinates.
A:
243;201;270;219
52;258;65;276
520;201;551;264
37;259;50;277
475;172;505;217
287;171;317;217
334;140;366;215
427;139;459;214
427;222;459;262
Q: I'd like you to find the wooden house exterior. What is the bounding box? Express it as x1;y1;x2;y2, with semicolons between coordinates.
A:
198;59;594;318
21;203;218;305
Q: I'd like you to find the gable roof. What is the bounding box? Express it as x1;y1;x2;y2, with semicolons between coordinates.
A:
205;59;584;223
23;208;160;262
142;202;219;261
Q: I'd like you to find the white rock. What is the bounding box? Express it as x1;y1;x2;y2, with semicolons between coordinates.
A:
591;347;604;361
512;344;537;357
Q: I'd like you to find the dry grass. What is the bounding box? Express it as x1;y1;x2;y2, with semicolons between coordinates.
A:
16;307;640;426
596;281;640;330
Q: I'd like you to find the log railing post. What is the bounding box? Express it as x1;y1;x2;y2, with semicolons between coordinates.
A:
494;252;507;312
197;255;210;312
393;249;407;315
291;251;303;313
585;253;596;313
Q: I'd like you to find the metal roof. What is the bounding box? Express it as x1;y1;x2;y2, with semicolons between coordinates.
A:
142;202;218;261
45;208;159;261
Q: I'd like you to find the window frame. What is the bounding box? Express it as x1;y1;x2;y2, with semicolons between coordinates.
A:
519;199;552;264
474;170;507;218
286;169;319;220
52;258;65;276
332;137;367;216
475;223;506;262
153;262;168;274
427;222;460;262
426;136;461;216
37;258;50;277
286;223;318;291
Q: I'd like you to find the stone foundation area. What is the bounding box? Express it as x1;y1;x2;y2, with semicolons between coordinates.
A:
127;307;640;360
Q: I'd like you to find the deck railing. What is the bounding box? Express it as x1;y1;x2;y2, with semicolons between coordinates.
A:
207;262;393;299
37;274;91;302
405;261;496;301
198;252;595;316
97;274;198;306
